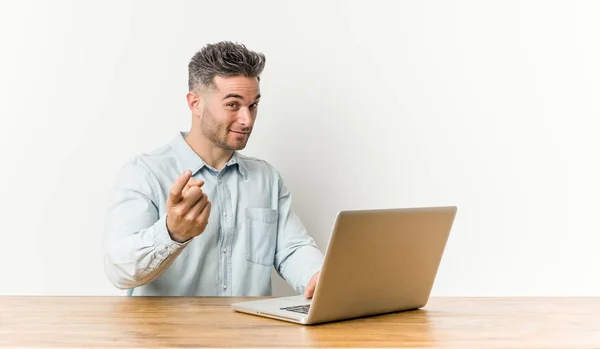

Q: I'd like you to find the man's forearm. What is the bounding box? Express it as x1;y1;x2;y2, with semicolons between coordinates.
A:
104;214;189;290
276;244;324;294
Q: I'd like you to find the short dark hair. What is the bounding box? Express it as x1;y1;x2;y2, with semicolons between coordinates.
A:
188;41;266;91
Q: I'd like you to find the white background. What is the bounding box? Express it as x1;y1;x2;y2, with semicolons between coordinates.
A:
0;0;598;296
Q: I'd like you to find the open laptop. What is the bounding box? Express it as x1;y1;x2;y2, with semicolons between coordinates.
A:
231;206;457;325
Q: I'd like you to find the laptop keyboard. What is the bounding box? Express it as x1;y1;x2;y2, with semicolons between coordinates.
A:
280;304;310;314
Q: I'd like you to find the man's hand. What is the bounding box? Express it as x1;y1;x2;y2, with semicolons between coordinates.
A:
166;170;211;243
182;176;204;196
304;271;321;299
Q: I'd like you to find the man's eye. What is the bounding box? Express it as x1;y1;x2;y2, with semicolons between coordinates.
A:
227;102;239;109
250;102;259;109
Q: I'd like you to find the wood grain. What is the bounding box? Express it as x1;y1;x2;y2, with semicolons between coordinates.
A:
1;297;599;348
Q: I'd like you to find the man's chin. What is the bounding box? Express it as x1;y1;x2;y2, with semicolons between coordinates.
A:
223;141;248;151
226;135;250;150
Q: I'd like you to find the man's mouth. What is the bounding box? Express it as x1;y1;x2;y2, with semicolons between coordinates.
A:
230;130;249;135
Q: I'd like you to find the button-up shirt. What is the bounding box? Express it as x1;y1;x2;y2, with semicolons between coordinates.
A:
103;132;324;296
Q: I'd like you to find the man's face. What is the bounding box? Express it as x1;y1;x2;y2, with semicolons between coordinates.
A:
197;75;260;151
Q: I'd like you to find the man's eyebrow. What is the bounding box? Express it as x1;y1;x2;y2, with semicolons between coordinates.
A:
222;93;243;100
222;93;261;101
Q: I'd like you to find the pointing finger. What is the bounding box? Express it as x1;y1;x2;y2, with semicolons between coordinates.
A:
183;178;205;196
168;170;192;206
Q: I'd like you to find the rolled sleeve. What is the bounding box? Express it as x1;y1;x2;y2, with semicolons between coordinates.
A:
103;159;189;290
273;173;324;294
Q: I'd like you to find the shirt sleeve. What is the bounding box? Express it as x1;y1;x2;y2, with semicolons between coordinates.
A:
273;171;325;294
103;159;190;290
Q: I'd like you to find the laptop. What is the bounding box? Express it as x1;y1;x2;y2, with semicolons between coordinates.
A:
231;206;457;325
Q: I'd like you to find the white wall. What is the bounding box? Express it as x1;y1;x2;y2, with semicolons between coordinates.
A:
1;0;598;296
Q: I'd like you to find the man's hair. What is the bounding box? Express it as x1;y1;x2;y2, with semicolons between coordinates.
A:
188;41;266;91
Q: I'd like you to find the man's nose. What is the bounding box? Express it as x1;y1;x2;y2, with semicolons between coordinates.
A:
238;107;252;126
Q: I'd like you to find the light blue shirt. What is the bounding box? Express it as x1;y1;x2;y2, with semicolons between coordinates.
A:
103;132;324;296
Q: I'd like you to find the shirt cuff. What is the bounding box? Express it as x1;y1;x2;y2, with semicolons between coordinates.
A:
153;214;191;254
300;262;323;292
287;246;325;294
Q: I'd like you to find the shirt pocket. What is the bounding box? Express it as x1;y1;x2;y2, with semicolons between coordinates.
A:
245;207;278;266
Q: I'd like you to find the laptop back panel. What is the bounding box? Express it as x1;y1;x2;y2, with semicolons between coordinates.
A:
305;206;457;324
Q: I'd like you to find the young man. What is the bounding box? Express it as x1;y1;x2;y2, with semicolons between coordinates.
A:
103;41;323;297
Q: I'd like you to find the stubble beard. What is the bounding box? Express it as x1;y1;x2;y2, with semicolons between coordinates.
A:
200;108;247;151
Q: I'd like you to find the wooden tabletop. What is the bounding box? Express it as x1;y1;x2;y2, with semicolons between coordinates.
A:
0;296;598;348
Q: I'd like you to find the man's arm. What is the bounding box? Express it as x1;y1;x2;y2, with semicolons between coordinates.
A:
273;172;325;295
103;160;190;290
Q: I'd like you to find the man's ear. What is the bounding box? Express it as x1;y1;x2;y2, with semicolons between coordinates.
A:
186;90;204;115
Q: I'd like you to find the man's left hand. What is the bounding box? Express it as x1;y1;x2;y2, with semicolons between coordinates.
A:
304;271;320;298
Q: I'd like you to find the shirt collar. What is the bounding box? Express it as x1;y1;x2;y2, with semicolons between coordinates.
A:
170;132;248;179
228;151;248;179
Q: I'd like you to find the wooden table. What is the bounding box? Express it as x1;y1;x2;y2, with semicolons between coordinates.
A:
1;297;598;348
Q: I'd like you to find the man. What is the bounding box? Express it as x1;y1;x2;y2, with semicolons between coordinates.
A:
103;41;324;297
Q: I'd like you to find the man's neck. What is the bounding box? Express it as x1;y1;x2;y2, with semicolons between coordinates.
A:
184;129;233;171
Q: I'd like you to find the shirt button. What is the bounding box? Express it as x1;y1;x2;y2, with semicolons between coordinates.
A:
223;211;227;217
223;248;227;253
223;284;228;290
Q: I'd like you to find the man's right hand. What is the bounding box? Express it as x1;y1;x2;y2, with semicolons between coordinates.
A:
166;170;211;243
